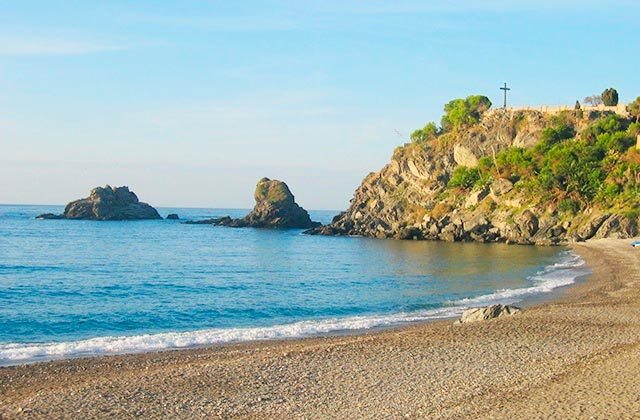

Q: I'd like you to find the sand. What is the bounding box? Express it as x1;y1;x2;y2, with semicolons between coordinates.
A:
2;238;640;419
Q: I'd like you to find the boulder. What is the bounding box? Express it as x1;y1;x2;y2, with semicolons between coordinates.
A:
35;186;161;221
457;304;521;324
464;188;489;208
166;214;180;220
453;145;479;168
490;178;513;196
217;178;321;229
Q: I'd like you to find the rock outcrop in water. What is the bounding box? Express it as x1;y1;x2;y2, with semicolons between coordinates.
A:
215;178;320;229
305;107;640;244
36;185;161;221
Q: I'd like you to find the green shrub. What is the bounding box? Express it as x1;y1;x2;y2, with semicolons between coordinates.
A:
448;166;481;188
535;124;576;153
597;183;622;202
410;122;438;143
495;147;534;182
596;132;635;153
558;199;580;214
441;95;492;131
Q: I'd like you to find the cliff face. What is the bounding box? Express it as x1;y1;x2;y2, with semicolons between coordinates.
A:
308;109;638;244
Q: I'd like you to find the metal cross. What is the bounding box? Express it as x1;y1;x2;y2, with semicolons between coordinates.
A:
500;82;511;109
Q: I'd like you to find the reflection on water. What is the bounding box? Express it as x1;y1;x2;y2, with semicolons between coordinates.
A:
0;205;562;346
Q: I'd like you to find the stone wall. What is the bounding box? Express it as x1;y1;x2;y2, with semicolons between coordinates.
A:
507;104;629;117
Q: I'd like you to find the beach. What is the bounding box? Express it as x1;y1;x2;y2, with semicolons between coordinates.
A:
1;238;640;418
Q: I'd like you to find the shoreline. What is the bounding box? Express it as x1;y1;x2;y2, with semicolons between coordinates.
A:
0;247;583;368
2;239;640;417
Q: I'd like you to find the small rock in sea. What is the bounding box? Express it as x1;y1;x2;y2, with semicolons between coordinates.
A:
35;213;65;220
456;304;521;324
183;217;228;225
210;178;321;229
35;185;161;220
166;214;179;220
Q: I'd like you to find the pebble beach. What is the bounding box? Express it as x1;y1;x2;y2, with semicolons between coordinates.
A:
2;238;640;419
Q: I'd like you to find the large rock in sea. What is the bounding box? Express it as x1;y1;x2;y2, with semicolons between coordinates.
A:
37;185;162;220
456;304;521;324
217;178;320;229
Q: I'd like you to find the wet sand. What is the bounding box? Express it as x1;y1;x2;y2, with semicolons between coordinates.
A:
2;238;640;419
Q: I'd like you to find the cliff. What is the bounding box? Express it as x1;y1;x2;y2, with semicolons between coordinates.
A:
307;107;640;245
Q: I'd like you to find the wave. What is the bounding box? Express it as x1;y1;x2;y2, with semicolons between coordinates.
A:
0;251;589;366
453;250;587;306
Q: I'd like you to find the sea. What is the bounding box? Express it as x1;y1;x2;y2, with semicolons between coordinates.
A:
0;204;589;365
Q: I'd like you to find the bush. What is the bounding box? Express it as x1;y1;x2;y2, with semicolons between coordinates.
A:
628;97;640;122
535;124;576;152
410;122;438;143
601;88;619;106
441;95;492;131
558;199;580;214
448;166;481;188
596;132;635;153
495;147;534;182
581;115;628;144
540;141;605;199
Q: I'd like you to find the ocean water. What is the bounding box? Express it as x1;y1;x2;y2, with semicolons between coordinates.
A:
0;205;588;365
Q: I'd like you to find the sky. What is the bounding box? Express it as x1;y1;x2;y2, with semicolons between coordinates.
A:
1;0;639;210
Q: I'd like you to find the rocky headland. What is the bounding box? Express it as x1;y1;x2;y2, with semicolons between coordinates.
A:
307;99;640;245
192;178;320;229
37;186;161;221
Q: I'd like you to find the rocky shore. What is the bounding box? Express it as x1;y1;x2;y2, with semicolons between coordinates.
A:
306;109;639;245
37;186;161;221
2;239;640;418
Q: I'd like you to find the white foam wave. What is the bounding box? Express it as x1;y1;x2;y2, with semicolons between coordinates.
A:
0;307;461;365
0;251;589;366
454;250;588;306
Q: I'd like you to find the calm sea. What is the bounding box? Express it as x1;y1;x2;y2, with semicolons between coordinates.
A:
0;204;588;365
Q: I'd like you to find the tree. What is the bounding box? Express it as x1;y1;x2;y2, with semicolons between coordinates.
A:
628;97;640;122
441;95;492;131
410;122;438;143
584;95;603;106
601;88;619;106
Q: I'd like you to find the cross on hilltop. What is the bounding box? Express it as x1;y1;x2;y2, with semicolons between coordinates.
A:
500;82;510;109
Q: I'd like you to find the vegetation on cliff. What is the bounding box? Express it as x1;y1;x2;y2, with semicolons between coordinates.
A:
308;93;640;244
455;114;640;217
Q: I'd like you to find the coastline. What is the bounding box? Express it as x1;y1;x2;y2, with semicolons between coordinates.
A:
2;238;640;418
0;246;582;367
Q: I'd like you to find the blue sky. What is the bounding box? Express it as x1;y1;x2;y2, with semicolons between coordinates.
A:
1;0;638;209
